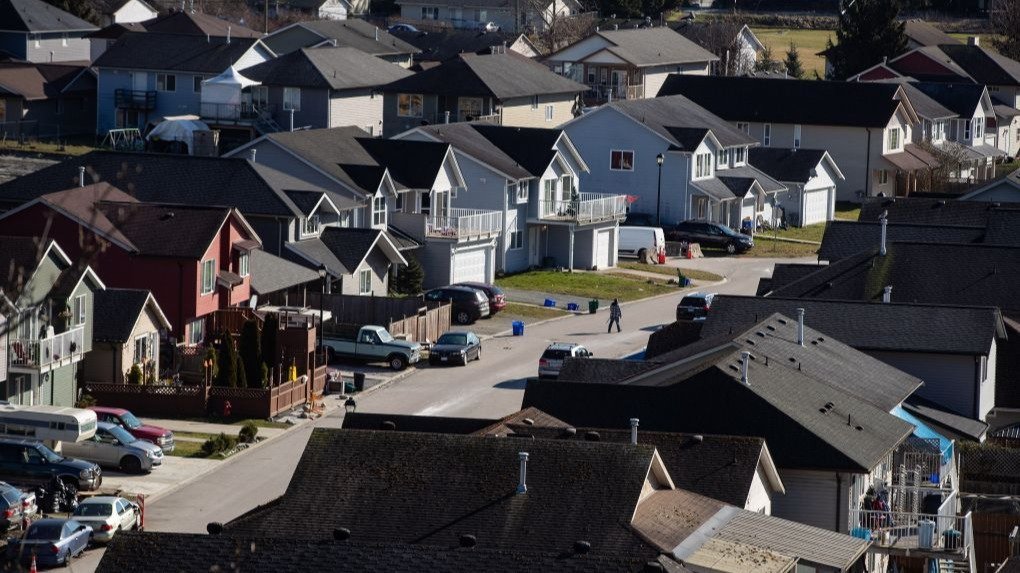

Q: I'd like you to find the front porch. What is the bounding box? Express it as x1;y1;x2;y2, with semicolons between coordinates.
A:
9;326;86;374
393;208;503;242
536;192;628;225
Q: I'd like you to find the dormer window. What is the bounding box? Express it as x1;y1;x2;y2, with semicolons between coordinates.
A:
733;147;746;165
962;119;972;141
694;152;713;180
717;149;729;169
302;216;320;235
372;196;387;226
887;127;901;151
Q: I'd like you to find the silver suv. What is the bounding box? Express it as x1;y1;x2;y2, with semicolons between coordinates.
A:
676;292;716;322
538;342;592;380
60;422;163;474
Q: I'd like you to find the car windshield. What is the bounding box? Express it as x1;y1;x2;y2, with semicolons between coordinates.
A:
105;425;137;444
119;411;142;429
376;330;394;344
437;333;467;346
679;296;708;308
26;524;62;540
73;503;112;517
719;225;741;237
36;445;63;464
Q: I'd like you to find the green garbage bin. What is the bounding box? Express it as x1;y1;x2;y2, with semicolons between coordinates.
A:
588;299;599;314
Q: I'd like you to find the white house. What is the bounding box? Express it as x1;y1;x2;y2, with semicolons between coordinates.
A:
748;148;845;226
96;0;157;26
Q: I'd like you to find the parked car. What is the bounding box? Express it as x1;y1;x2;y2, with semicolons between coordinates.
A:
0;438;101;493
89;407;175;453
451;282;506;315
388;23;419;33
676;292;716;322
424;286;491;324
429;331;482;366
71;496;139;543
666;221;753;254
321;325;422;371
622;212;657;227
618;226;666;263
7;518;91;567
538;342;592;380
0;482;36;532
60;422;163;474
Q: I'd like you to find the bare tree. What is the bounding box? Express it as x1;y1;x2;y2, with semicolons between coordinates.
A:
918;140;974;193
675;21;746;76
989;0;1020;61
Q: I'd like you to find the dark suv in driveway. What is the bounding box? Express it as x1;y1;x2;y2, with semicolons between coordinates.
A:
424;286;491;324
666;221;753;254
0;439;101;494
451;282;506;316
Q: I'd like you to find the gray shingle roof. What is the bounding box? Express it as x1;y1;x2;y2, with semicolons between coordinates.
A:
859;197;1020;226
903;19;958;47
381;52;587;99
607;95;758;149
94;201;232;258
748;148;830;184
141;10;262;38
985;210;1020;246
903;397;988;442
282;190;325;215
242;47;412;90
588;27;718;67
721;165;786;193
819;220;987;261
342;412;496;433
92;288;151;343
93;32;260;74
891;81;957;119
391;29;529;62
0;0;97;33
909;81;987;117
938;43;1020;87
413;124;535;180
558;358;660;383
249;249;319;295
265;19;419;57
318;227;384;273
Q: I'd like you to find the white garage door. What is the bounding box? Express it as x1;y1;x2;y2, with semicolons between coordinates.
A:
596;230;612;269
452;249;487;283
802;188;831;226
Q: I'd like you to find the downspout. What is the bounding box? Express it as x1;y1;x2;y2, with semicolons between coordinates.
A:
835;473;843;532
500;180;509;272
684;153;691;221
177;261;185;351
864;128;872;197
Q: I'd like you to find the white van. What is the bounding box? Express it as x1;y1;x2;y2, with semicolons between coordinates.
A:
618;226;666;263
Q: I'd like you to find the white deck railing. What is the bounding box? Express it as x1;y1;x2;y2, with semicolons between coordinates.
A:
540;193;627;224
9;326;85;369
426;208;502;239
849;504;971;554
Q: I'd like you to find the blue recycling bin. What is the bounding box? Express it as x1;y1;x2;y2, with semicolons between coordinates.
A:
917;519;936;549
512;321;525;336
566;302;579;311
850;527;873;542
544;298;556;307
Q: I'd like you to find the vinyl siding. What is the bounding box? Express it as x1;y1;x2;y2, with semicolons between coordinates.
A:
417;240;453;288
82;341;118;385
110;0;158;23
771;469;851;532
340;248;390;295
48;365;76;407
24;34;90;63
500;94;575;128
867;350;980;419
329;89;383;134
982;340;997;420
266;86;330;132
746;465;773;514
68;278;95;354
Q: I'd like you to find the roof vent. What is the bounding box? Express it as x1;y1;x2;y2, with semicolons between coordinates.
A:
880;210;888;256
740;351;751;385
248;148;257;163
629;418;639;445
573;540;592;554
333;527;351;541
692;434;704;443
206;522;224;535
78;166;85;188
883;285;892;304
380;420;397;431
562;427;577;437
459;534;477;548
756;331;766;337
517;452;529;494
584;430;601;442
796;308;805;346
522;417;535;426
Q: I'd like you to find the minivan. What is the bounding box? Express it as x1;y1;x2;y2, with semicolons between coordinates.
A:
618;226;666;263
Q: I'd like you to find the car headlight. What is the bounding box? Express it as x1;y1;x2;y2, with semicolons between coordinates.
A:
146;450;156;459
157;436;168;445
80;469;91;479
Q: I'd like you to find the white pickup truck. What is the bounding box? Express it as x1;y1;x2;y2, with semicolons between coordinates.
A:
321;325;422;371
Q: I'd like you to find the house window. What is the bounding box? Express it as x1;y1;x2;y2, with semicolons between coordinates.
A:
252;86;269;107
458;96;482;120
398;94;423;117
694;152;712;179
763;123;771;147
133;335;150;365
372;195;386;226
544;105;554;121
878;169;889;185
934;120;946;142
717;149;729;168
156;73;176;92
561;174;573;196
187;319;204;346
974;118;984;139
238;252;249;277
794;124;802;148
200;259;215;295
421;6;438;19
193;76;203;93
610;150;634;171
339;210;352;227
32;34;39;48
517;181;528;202
756;191;765;211
887;127;901;151
359;269;372;295
733;147;746;165
473;8;487;20
394;191;404;212
962;119;972;141
73;294;86;326
302;216;320;235
531;95;539;109
283;87;301;111
509;216;524;250
737;122;749;134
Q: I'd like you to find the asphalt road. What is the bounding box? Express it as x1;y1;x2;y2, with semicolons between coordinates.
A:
68;254;812;571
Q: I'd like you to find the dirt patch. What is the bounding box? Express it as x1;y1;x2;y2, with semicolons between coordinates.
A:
0;154;58;185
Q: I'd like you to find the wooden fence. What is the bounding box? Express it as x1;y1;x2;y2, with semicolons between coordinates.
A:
308;293;451;343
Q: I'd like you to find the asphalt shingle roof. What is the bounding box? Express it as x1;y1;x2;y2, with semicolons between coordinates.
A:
242;47;412;90
658;75;905;128
93;32;259;74
588;27;718;67
818;220;987;261
391;29;528;62
248;249;319;295
903;19;958;47
381;52;586;99
0;0;97;32
342;412;496;433
859;197;1020;226
317;227;383;273
0;235;49;298
413;124;535;180
608;95;757;149
91;288;151;343
909;81;987;117
265;19;418;57
0;62;92;100
141;10;262;38
938;43;1020;87
747;148;829;184
93;201;231;258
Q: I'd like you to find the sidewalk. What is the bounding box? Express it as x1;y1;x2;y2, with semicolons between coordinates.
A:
144;418;288;439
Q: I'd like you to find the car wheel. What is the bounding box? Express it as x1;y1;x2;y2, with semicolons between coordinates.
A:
726;242;737;254
456;310;471;324
121;455;143;474
388;354;408;371
475;346;482;361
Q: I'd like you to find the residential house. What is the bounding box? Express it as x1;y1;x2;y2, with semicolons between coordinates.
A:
674;22;765;76
92;31;274;135
262;20;418;67
993;104;1020;158
0;152;389;300
0;61;96;137
82;288;171;384
660;75;927;199
379;51;587;136
397;123;626;272
903;19;959;50
817;219;988;262
563;95;787;229
0;183;262;344
0;237;103;407
226;127;499;288
747;148;845;226
85;21;145;62
858;196;1020;225
95;0;157;27
961;168;1020;201
390;29;541;63
139;10;263;39
524;313;977;571
0;0;97;63
274;0;352;20
395;0;582;33
241;47;412;136
545;27;716;103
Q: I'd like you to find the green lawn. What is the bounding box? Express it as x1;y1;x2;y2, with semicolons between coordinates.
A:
751;28;833;79
496;271;678;302
755;223;825;243
835;201;861;221
744;237;819;258
0;140;95;156
617;262;723;282
503;302;569;320
173;431;218;441
167;440;214;459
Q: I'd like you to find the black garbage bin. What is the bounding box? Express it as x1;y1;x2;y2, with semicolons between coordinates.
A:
353;372;366;392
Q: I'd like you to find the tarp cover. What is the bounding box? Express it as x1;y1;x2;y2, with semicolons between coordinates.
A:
893;405;953;465
146;115;210;154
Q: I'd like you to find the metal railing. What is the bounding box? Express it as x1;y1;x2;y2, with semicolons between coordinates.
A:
114;89;156;110
9;327;85;369
199;102;264;122
849;504;971;554
586;83;644;101
426;208;502;239
539;192;628;224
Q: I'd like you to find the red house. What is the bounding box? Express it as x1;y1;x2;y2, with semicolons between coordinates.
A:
0;183;262;344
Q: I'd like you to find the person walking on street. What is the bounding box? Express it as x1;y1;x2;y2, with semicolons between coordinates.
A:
608;299;622;333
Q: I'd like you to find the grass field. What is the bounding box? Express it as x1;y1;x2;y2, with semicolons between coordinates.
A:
0;140;94;156
835;201;861;221
751;28;833;79
744;237;819;257
617;262;724;282
497;271;677;302
757;223;825;243
502;302;569;320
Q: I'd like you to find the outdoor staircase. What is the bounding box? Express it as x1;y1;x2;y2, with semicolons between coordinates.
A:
254;107;281;134
933;556;972;573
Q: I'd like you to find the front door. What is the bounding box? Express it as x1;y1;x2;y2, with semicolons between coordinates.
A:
611;70;627;99
529;227;541;267
132;72;147;92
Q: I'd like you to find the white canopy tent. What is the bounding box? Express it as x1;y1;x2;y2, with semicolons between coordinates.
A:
146;115;210;155
200;66;260;120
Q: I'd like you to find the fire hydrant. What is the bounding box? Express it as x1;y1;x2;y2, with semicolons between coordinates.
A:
221;400;232;418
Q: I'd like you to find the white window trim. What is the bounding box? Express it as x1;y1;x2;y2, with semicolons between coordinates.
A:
133;334;150;365
301;216;320;236
793;124;802;149
156;73;176;92
397;93;423;118
74;294;86;326
733;147;746;166
372;195;387;227
238;252;249;277
283;87;301;111
200;259;215;295
609;149;634;171
188;319;204;346
887;127;901;151
358;269;373;295
962;119;972;141
693;152;713;180
544;104;554;121
763;123;771;147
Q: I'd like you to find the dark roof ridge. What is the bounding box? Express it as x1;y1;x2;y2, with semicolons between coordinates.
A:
743;293;1002;313
96;199;235;212
832;219;987;230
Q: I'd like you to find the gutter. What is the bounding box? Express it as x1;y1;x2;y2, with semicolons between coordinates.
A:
864;128;872;197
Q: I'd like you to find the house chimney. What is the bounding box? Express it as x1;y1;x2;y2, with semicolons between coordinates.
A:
740;351;751;385
227;26;231;44
880;211;888;256
289;109;295;132
629;418;639;445
375;26;380;41
517;452;529;494
248;148;257;163
882;286;892;303
444;110;450;124
968;36;980;46
796;308;805;346
78;166;85;188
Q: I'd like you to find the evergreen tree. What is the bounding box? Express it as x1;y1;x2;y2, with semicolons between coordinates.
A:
261;312;279;379
990;0;1020;61
784;42;804;79
44;0;101;25
239;320;263;388
825;0;907;80
755;44;778;73
215;335;244;388
390;255;425;296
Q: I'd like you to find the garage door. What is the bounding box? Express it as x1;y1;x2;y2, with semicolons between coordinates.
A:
596;230;612;269
452;249;487;283
802;188;831;226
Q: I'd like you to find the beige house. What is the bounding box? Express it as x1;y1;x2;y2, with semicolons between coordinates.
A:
82;289;170;385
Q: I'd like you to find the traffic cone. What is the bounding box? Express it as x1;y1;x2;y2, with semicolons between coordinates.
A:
29;555;37;573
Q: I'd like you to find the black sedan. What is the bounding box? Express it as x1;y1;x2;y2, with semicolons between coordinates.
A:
429;331;482;366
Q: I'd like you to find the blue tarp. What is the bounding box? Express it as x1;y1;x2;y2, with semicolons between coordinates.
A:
893;405;954;465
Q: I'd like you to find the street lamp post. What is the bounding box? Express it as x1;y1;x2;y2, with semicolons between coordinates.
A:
655;153;665;226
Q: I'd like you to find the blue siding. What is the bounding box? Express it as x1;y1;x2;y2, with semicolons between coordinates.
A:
96;69;205;134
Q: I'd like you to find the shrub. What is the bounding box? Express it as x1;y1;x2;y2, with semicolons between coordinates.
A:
75;394;97;409
238;421;259;443
200;433;238;457
127;364;143;385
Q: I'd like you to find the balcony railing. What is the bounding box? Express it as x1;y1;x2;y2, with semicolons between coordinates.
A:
114;89;156;110
539;192;628;224
426;208;502;239
200;102;267;123
9;327;85;370
850;490;973;557
894;446;957;492
586;83;644;101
